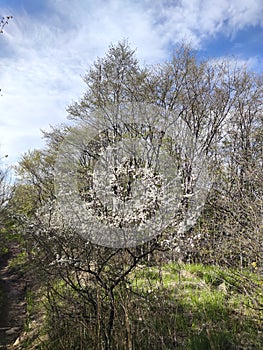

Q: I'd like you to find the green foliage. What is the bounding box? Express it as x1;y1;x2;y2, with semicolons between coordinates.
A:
8;250;28;271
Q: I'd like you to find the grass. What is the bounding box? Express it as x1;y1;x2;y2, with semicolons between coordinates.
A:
131;262;263;349
8;250;28;270
16;260;263;349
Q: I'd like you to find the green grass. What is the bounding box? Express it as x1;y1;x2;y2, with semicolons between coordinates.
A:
8;250;28;269
131;262;263;349
18;261;263;349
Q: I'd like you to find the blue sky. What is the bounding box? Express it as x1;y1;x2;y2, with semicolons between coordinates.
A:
0;0;262;167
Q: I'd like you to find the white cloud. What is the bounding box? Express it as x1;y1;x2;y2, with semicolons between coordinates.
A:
0;0;262;167
152;0;263;45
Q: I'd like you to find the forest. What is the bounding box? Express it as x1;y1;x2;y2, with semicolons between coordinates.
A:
0;40;262;349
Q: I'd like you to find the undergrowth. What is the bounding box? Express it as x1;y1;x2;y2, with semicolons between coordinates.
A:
19;262;263;350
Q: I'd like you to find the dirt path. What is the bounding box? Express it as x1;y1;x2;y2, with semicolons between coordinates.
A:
0;245;27;349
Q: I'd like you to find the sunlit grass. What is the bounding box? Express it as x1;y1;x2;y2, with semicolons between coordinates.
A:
131;262;263;349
